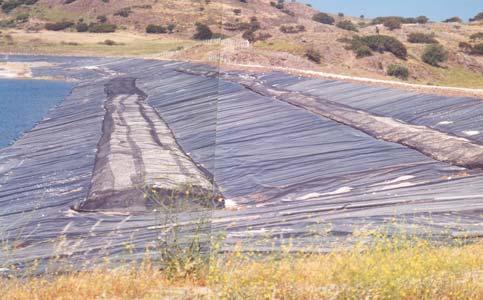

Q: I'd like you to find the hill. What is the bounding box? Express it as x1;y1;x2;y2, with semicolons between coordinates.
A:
0;0;482;88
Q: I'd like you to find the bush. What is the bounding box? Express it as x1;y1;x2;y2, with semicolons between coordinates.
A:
75;22;88;32
193;23;213;40
372;16;423;25
2;0;38;13
470;32;483;41
471;43;483;55
422;44;448;66
443;16;462;23
458;41;472;53
305;48;321;63
339;37;373;58
96;15;107;23
407;32;437;44
242;29;271;42
387;64;409;80
355;44;372;58
416;16;429;24
281;9;294;16
336;20;358;31
146;24;166;34
114;7;132;17
469;12;483;22
167;23;176;33
312;12;335;25
383;17;402;30
101;39;117;46
88;23;117;33
372;16;399;25
15;12;29;23
361;35;407;59
0;19;16;28
45;21;74;31
241;17;267;42
279;24;305;33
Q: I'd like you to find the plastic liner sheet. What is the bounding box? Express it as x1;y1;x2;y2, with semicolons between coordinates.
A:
0;56;482;266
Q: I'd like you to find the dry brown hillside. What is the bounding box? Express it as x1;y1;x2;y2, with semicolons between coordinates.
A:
0;0;482;87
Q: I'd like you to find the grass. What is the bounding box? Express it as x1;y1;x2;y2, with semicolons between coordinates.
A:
432;66;483;89
0;30;195;58
1;236;481;299
253;39;307;56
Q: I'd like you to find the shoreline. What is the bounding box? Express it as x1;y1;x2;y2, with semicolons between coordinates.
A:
1;53;482;98
0;60;66;81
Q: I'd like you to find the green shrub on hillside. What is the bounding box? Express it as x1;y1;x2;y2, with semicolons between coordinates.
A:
443;16;462;23
146;24;167;34
387;64;409;80
76;22;88;32
45;21;74;31
458;41;473;53
407;32;438;44
15;12;29;23
167;23;176;33
372;16;427;25
372;16;403;25
193;23;213;40
339;36;371;57
0;19;16;28
471;43;483;55
114;7;132;18
1;0;38;13
241;17;264;42
340;35;408;59
336;20;358;31
354;44;372;58
305;48;321;63
279;24;305;33
96;15;107;23
361;35;407;59
470;32;483;41
422;44;448;66
383;17;402;30
312;12;335;25
88;23;117;33
416;16;429;24
469;12;483;22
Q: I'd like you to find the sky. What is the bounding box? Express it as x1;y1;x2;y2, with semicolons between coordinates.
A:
303;0;483;21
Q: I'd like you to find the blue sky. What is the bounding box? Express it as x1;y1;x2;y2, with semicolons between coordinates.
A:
303;0;482;21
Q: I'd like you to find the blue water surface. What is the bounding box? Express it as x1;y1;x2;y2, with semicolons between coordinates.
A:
0;79;73;148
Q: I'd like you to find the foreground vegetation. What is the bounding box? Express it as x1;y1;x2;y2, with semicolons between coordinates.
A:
1;236;482;299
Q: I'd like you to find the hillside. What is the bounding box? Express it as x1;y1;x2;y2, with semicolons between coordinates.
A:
0;0;482;87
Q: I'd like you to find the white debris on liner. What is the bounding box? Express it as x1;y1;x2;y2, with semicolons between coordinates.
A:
83;65;120;76
370;175;415;187
437;121;453;125
224;199;240;209
374;181;418;191
296;186;353;200
463;130;480;136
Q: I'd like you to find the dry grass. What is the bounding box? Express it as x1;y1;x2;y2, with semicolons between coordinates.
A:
1;237;482;300
0;30;195;58
253;39;307;57
433;66;483;88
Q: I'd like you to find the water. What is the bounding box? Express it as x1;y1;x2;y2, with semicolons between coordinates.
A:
0;79;73;148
